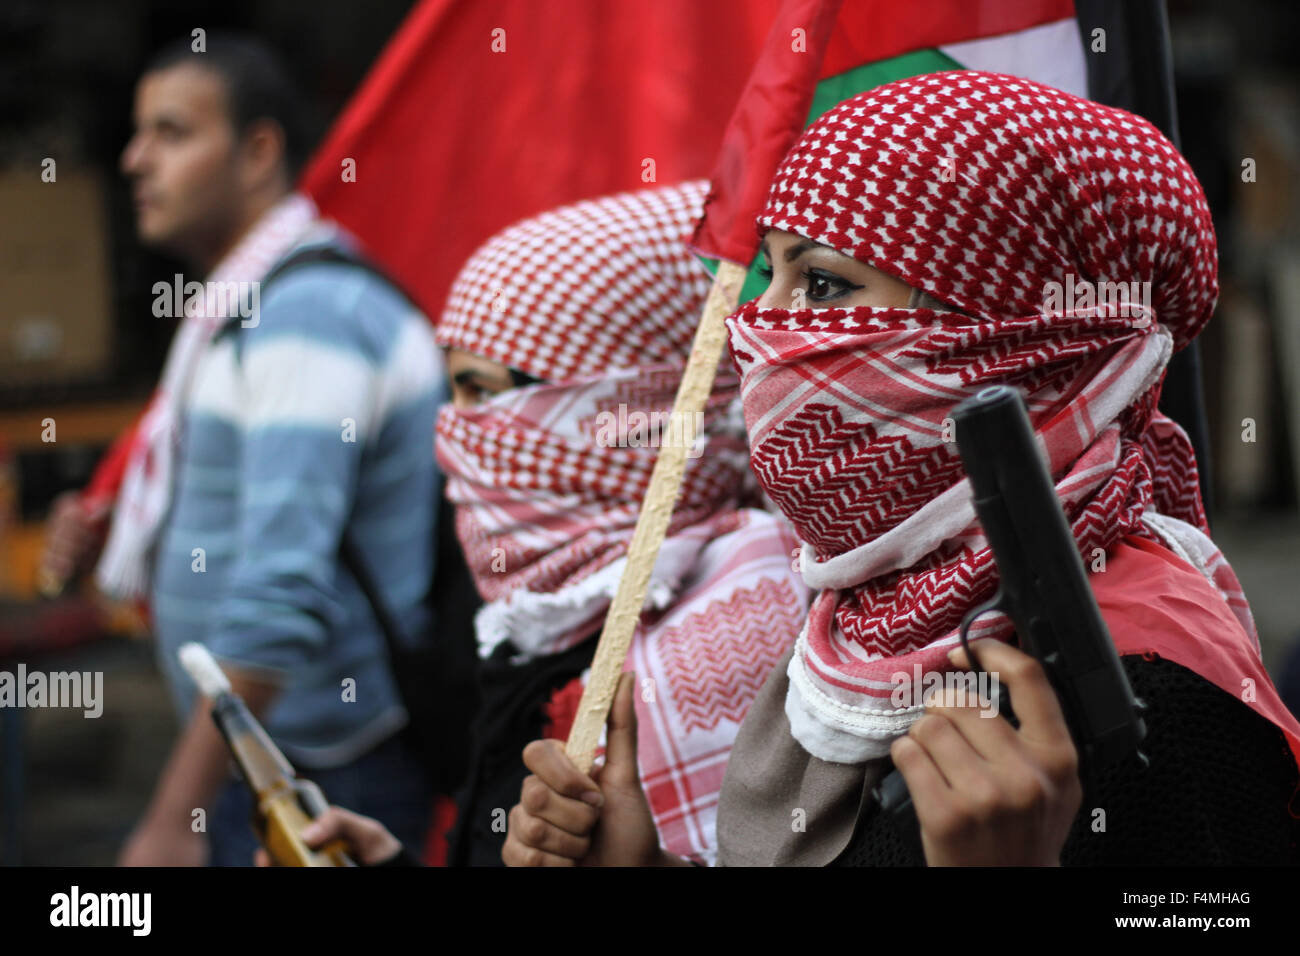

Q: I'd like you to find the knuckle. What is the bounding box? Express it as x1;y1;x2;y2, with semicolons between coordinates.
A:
890;736;919;768
1063;774;1085;811
1009;654;1048;686
909;714;944;744
963;778;1001;819
1005;773;1047;814
520;776;548;812
1044;742;1080;783
521;739;548;770
522;815;549;847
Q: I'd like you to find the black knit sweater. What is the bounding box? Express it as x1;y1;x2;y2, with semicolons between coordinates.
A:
833;655;1300;866
444;634;600;868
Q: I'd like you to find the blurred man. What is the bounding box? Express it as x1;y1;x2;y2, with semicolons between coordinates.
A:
47;32;444;865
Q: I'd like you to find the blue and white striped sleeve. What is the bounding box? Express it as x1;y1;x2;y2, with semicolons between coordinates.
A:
205;267;435;676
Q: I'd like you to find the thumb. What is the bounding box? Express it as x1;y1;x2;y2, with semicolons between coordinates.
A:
601;671;641;788
83;496;113;525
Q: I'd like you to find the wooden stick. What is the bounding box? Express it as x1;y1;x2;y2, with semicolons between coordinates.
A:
565;259;748;773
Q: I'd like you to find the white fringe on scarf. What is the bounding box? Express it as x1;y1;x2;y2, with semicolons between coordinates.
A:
474;533;706;662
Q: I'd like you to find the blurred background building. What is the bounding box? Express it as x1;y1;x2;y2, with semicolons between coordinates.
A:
1;0;1297;864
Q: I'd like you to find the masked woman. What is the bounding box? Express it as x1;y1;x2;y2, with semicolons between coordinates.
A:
435;180;811;866
505;71;1300;866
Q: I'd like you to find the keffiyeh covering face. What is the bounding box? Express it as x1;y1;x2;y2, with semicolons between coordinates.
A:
436;181;810;861
435;181;747;654
725;71;1255;763
436;365;749;656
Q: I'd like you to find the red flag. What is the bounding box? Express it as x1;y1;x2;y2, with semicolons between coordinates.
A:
689;0;843;267
300;0;782;321
691;0;1079;270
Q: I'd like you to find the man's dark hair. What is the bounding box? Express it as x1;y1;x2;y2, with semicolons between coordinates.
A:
144;31;314;179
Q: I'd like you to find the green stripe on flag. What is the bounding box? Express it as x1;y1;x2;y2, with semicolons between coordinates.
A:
805;48;963;127
700;48;967;304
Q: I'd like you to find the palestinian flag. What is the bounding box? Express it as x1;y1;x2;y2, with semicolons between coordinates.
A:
688;0;1210;507
691;0;1088;302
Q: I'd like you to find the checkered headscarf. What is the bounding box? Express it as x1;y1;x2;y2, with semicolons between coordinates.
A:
435;180;743;619
437;181;715;382
726;72;1253;763
435;180;810;860
757;71;1218;350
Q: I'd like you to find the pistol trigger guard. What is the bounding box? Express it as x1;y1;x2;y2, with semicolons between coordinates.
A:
293;777;329;819
958;588;1006;676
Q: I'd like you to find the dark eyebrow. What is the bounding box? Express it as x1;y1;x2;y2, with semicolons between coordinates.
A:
143;112;189;132
784;239;819;263
758;237;820;263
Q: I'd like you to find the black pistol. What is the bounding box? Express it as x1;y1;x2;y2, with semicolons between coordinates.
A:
872;385;1146;860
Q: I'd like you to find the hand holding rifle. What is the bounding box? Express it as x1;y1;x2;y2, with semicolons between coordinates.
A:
178;642;356;867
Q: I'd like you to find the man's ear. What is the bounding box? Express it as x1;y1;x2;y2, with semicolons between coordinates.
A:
238;117;290;192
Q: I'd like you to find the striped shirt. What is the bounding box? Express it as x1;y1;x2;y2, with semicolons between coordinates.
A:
151;227;445;767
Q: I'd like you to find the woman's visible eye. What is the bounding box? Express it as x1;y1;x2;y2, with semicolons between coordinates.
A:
757;260;774;282
508;368;546;390
802;268;863;302
453;378;490;403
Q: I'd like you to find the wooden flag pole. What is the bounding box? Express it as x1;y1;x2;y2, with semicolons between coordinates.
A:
565;259;748;772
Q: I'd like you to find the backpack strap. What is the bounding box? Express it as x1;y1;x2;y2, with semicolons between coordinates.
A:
255;243;418;653
260;243;411;297
339;532;407;649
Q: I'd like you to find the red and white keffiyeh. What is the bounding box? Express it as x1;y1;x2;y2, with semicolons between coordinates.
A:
436;366;751;658
435;181;810;861
725;71;1257;763
95;193;319;600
